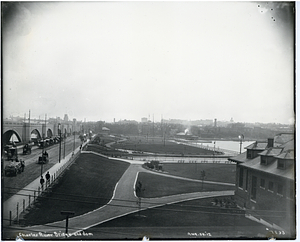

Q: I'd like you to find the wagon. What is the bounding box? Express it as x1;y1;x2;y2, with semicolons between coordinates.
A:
23;144;32;155
38;152;49;164
5;159;25;176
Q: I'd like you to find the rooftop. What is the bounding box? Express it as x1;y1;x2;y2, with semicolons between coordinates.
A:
258;147;283;157
229;135;295;180
245;141;268;150
238;155;294;180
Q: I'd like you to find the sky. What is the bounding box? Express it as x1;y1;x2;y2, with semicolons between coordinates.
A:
2;1;295;124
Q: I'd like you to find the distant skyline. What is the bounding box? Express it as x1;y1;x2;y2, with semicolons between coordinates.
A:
3;2;295;124
4;112;294;126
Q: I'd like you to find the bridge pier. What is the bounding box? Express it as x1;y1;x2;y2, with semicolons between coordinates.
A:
22;123;31;143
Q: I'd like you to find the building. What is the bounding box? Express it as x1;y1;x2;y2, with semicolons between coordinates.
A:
64;114;69;122
141;117;148;123
101;127;110;136
229;133;295;237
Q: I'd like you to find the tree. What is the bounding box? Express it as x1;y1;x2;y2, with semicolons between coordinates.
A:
135;181;145;217
200;170;206;190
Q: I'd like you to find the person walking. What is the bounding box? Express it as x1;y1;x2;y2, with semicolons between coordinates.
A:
45;171;50;186
40;176;45;191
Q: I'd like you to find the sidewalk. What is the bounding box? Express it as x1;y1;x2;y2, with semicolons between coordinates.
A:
2;143;85;227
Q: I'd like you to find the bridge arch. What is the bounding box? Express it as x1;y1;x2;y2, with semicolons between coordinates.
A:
3;130;22;145
31;129;41;141
63;128;67;137
47;128;53;138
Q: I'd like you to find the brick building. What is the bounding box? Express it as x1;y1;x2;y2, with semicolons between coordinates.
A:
229;133;295;237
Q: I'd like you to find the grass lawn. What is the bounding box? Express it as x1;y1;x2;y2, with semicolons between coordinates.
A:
161;163;236;183
83;196;267;239
113;139;219;155
136;172;233;198
86;144;129;157
22;153;130;226
97;135;120;144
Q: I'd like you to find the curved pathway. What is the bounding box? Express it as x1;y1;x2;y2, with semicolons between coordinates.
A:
12;155;234;238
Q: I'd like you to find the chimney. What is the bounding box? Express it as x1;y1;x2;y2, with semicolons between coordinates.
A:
267;138;274;148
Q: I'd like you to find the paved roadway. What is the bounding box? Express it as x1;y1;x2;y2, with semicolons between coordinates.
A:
16;153;234;238
2;138;83;226
3;137;83;201
3;137;82;168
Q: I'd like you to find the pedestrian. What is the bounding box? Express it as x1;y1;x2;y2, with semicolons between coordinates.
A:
20;159;25;172
40;176;45;190
45;171;50;185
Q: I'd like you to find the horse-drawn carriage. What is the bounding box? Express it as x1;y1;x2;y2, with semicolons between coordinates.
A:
4;159;25;176
4;143;18;160
4;145;25;176
38;151;49;164
23;143;32;155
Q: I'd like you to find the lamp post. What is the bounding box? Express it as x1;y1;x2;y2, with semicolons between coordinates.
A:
63;131;66;159
73;130;75;153
58;123;61;163
213;141;216;163
239;134;244;154
40;160;43;177
41;114;47;176
28;110;31;143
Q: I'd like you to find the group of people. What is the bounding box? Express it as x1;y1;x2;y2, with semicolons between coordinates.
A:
39;143;84;189
40;171;51;189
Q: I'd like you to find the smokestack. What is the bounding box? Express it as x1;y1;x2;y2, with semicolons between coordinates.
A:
267;138;274;148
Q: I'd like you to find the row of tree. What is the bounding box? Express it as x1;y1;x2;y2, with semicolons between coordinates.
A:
85;121;293;140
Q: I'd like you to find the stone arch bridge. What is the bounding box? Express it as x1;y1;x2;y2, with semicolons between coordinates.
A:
2;120;81;146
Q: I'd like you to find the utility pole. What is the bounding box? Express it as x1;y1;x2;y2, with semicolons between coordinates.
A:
45;114;47;138
213;141;216;163
28;110;31;142
153;114;154;141
40;161;43;177
63;131;66;159
40;114;47;177
73;130;75;153
161;114;163;140
58;123;61;163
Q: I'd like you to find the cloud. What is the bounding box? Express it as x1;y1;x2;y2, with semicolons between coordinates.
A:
2;2;294;124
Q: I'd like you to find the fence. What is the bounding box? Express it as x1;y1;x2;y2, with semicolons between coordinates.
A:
172;139;239;156
5;141;88;226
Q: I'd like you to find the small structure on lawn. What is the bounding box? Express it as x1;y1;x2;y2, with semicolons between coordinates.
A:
101;127;110;136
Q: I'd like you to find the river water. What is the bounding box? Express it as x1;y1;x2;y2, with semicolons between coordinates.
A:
194;140;255;153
